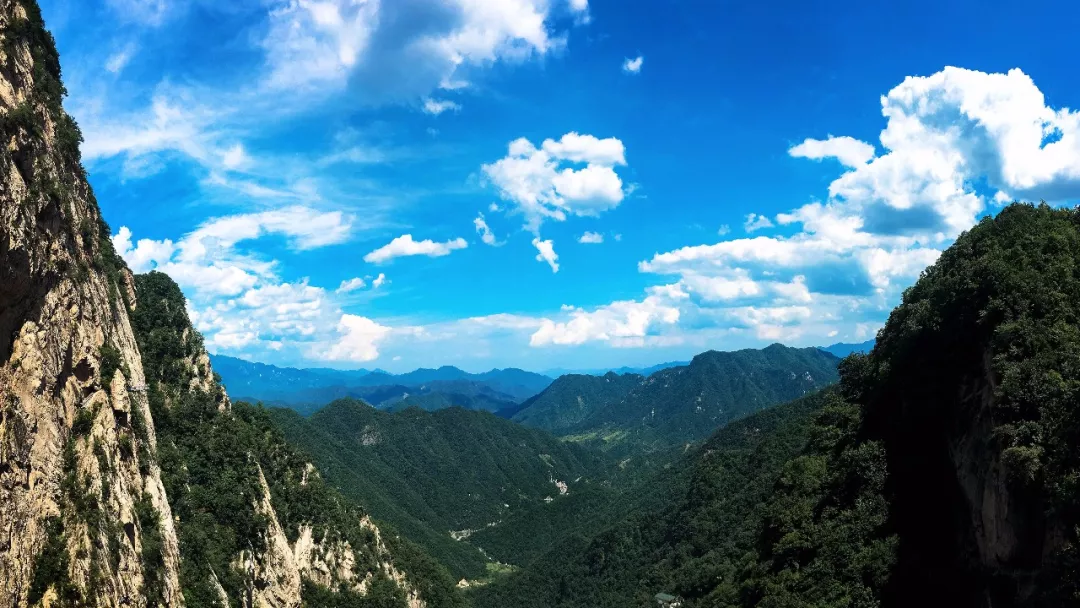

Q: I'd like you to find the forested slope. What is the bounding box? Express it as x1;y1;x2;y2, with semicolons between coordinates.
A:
512;345;840;457
475;203;1080;608
470;389;835;607
270;400;611;581
134;272;463;607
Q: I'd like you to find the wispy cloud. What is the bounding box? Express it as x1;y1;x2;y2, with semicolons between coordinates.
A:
423;98;462;116
105;42;136;74
474;213;501;246
106;0;171;26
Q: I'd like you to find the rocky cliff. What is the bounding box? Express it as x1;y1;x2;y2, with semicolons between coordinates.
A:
129;271;442;608
0;0;185;605
0;2;443;606
854;204;1080;606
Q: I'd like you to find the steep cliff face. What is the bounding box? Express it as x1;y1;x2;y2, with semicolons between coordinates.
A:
130;272;441;608
0;1;182;605
855;204;1080;606
0;3;447;606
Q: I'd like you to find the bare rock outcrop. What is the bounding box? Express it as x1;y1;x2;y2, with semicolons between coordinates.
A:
239;465;427;608
0;1;183;605
0;4;437;607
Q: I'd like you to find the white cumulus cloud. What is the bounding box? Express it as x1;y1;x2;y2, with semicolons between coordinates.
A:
113;206;352;297
789;135;876;168
532;238;560;273
578;231;604;244
113;208;366;361
364;234;468;264
631;66;1080;350
483;132;629;232
324;315;392;362
622;55;643;74
337;277;367;293
530;286;685;347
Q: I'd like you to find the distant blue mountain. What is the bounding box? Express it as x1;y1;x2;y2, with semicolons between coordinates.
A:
542;361;688;377
209;354;553;413
818;339;876;358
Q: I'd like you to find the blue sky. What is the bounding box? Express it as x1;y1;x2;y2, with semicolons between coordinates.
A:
40;0;1080;372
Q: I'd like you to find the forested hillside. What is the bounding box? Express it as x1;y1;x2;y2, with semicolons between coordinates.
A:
133;273;463;607
470;389;837;607
510;372;645;434
475;203;1080;608
269;400;611;581
513;345;840;456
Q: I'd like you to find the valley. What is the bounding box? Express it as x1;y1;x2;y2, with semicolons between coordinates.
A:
3;1;1079;607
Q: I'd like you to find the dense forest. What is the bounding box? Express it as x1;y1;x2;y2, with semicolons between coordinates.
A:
469;203;1080;607
269;400;612;581
511;345;841;456
131;272;463;607
468;389;844;607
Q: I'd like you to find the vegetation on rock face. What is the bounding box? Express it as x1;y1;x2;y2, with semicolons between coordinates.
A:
847;203;1080;605
98;344;122;387
301;577;408;608
135;493;167;603
130;272;461;607
27;516;77;607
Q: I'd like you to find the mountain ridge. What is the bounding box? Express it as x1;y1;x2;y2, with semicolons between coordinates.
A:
512;344;841;455
471;203;1080;608
211;354;553;409
819;338;876;358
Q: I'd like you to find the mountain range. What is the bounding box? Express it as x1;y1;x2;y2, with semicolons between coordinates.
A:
247;343;845;589
511;345;841;455
540;361;689;378
6;8;1076;607
469;203;1080;607
211;354;553;413
819;338;876;358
